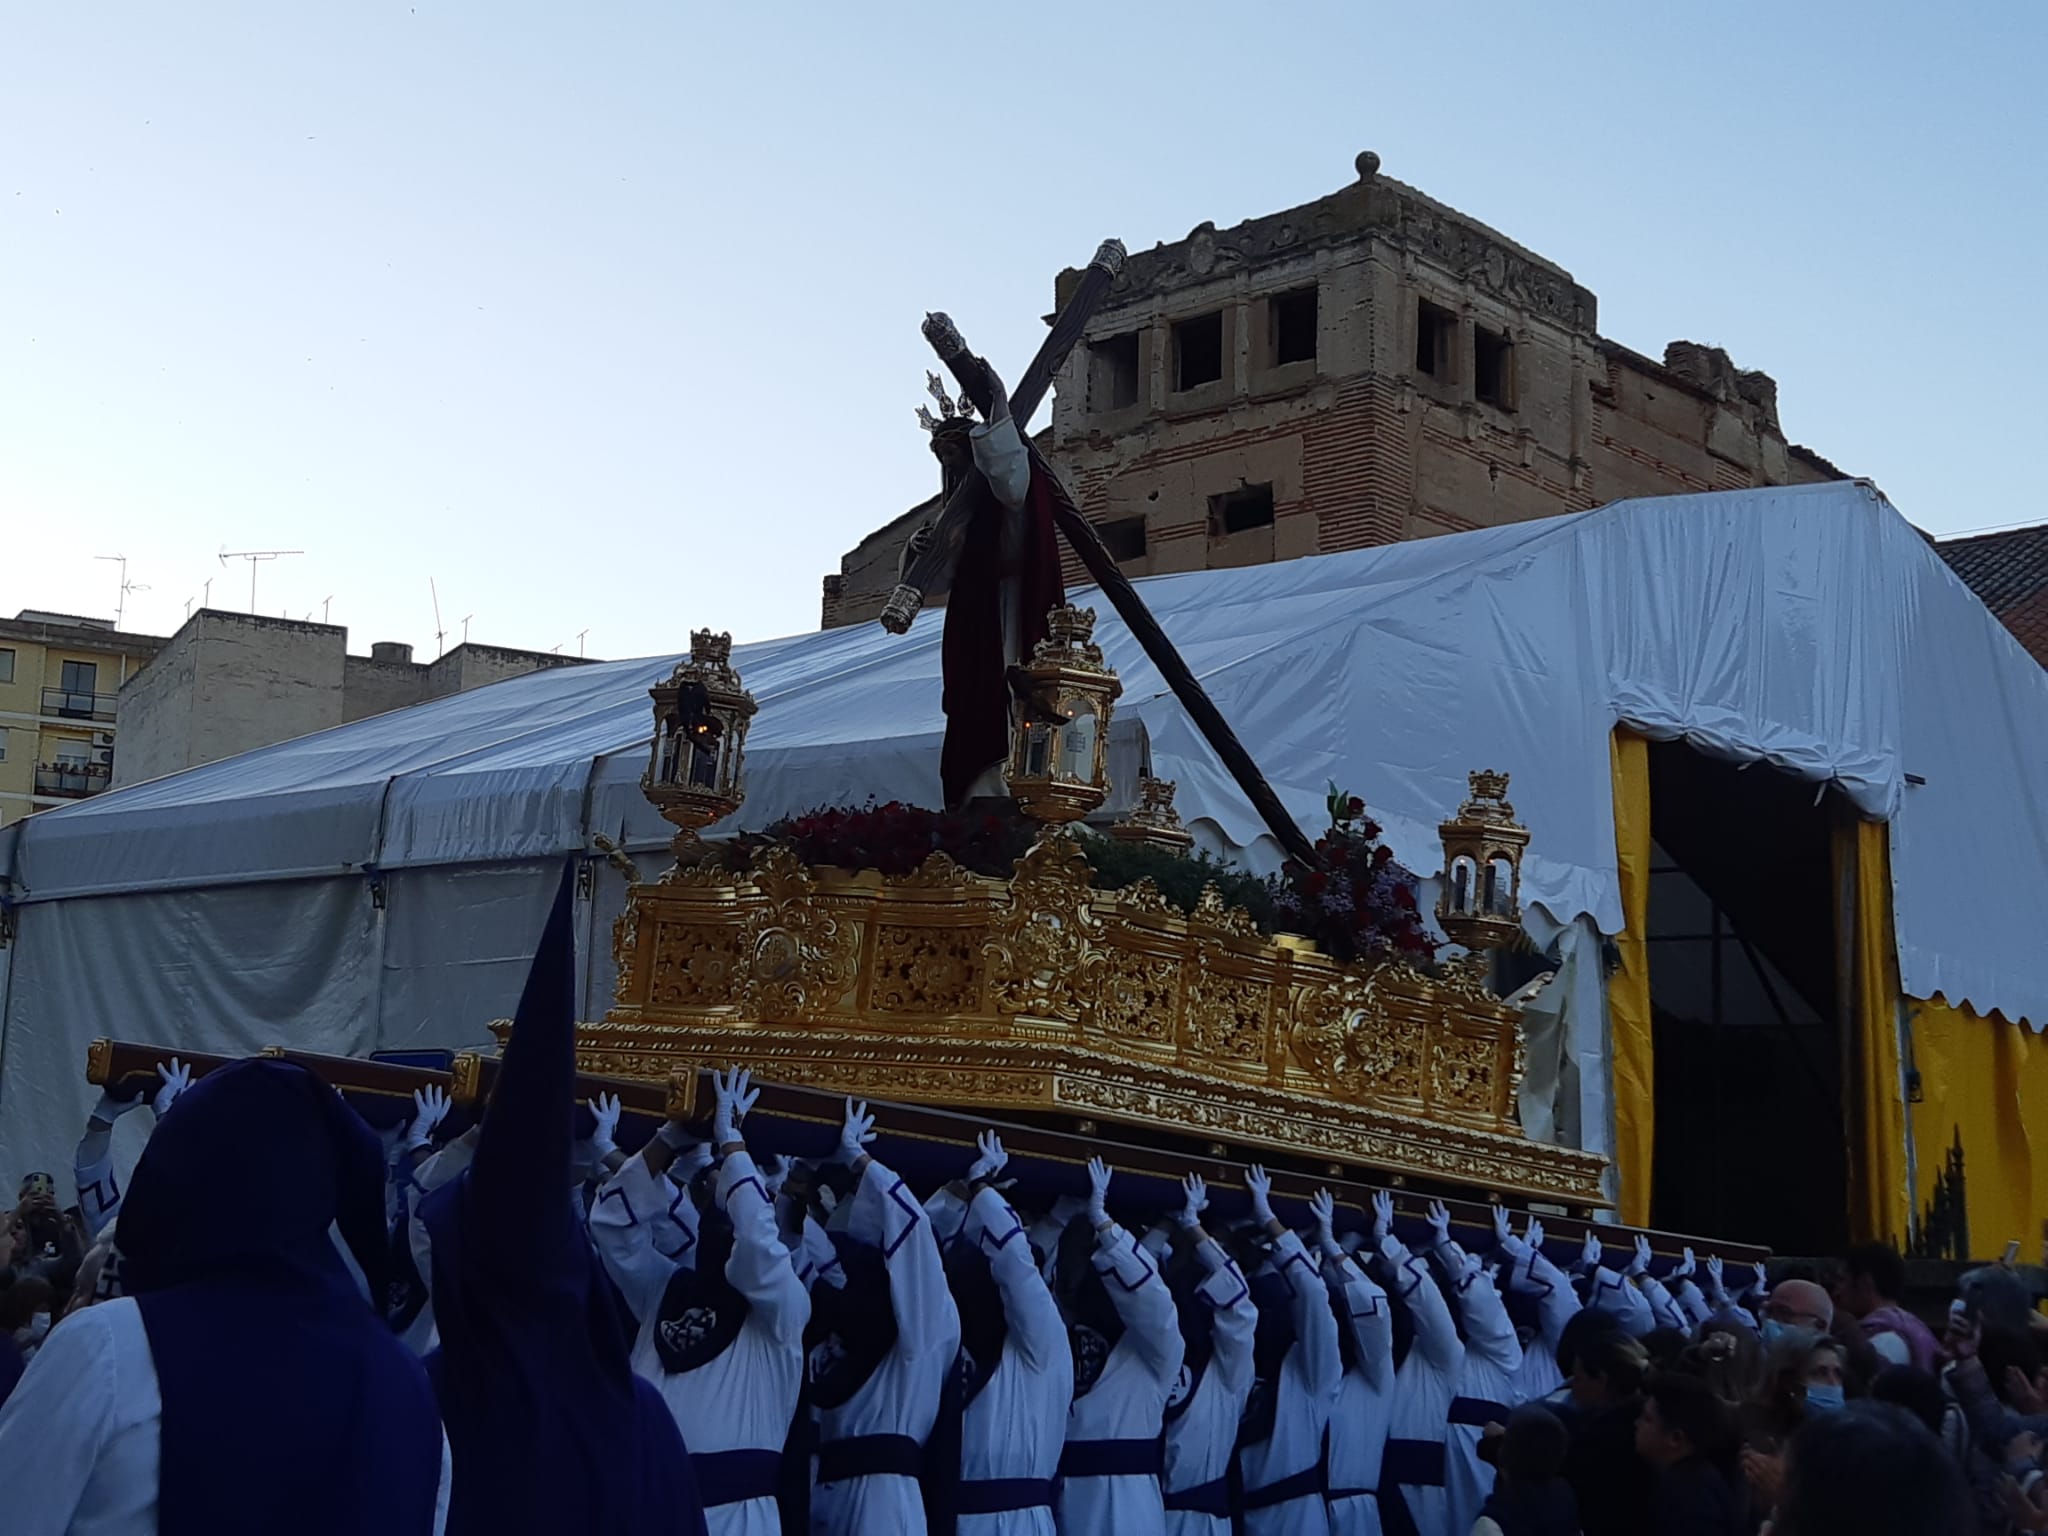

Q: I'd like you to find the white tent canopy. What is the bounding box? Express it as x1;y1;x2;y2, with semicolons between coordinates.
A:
4;480;2045;1180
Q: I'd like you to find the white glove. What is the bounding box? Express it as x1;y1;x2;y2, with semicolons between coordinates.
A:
711;1066;759;1145
1493;1206;1529;1260
1309;1188;1340;1258
153;1058;192;1117
1577;1232;1602;1274
670;1139;714;1182
966;1129;1007;1183
405;1085;450;1151
1086;1157;1113;1226
759;1154;789;1200
1704;1253;1728;1302
1425;1199;1453;1249
588;1092;622;1162
838;1098;877;1164
1626;1235;1653;1278
88;1086;145;1126
1246;1164;1276;1227
1178;1173;1209;1231
1749;1261;1769;1297
1671;1246;1697;1282
1523;1215;1546;1252
1371;1190;1396;1243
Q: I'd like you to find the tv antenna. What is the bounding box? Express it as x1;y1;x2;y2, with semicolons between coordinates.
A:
459;613;473;646
576;628;589;657
430;578;448;658
94;554;150;630
218;548;303;612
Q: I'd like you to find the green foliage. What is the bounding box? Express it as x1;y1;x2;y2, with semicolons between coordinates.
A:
1075;829;1277;927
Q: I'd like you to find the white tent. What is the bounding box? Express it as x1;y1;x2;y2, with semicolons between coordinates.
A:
5;479;2045;1184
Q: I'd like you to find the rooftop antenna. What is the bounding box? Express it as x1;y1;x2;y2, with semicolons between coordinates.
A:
459;614;473;646
94;554;150;630
576;628;589;657
429;578;448;659
319;595;333;624
218;548;302;613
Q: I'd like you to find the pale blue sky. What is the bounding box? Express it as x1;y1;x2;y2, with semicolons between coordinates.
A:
4;2;2042;660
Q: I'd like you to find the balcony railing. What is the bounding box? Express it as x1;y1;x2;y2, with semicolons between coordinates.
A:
41;687;117;722
34;762;112;799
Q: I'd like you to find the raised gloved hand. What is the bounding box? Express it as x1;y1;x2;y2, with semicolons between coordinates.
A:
966;1129;1008;1184
1626;1235;1654;1279
1749;1261;1769;1298
1523;1215;1546;1252
1425;1199;1453;1250
712;1066;758;1146
839;1098;877;1165
88;1083;147;1127
588;1093;622;1162
405;1085;450;1151
1576;1231;1602;1274
1310;1188;1341;1259
1671;1246;1698;1282
1086;1157;1113;1228
1178;1173;1209;1231
670;1139;714;1182
1371;1190;1395;1244
1246;1164;1277;1229
153;1057;192;1117
1493;1205;1529;1259
1704;1253;1728;1302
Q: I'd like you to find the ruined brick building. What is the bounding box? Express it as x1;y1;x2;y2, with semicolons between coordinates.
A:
821;152;1844;629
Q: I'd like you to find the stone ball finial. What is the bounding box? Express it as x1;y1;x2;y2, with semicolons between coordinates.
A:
1355;149;1381;181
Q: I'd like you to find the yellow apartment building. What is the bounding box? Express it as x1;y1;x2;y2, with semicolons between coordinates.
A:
0;610;166;827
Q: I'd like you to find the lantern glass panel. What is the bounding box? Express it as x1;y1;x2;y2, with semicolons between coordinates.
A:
1486;855;1516;916
1057;702;1099;782
1022;722;1055;779
1449;855;1477;915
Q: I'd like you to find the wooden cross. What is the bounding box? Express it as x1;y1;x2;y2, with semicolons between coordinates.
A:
879;242;1318;867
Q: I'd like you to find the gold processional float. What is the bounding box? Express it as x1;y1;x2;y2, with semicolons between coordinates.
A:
522;618;1610;1210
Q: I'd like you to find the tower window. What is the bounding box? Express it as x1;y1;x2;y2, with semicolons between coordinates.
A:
1415;299;1456;379
1270;287;1318;366
1173;312;1225;391
1474;324;1514;408
1209;484;1275;536
1098;516;1147;563
1090;331;1141;411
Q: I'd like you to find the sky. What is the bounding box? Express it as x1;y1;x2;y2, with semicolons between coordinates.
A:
4;2;2044;661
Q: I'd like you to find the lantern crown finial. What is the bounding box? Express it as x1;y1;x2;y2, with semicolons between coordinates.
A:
690;629;734;667
1464;769;1514;814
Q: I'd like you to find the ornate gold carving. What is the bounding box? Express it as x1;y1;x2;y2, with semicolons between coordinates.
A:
85;1037;113;1086
578;820;1609;1204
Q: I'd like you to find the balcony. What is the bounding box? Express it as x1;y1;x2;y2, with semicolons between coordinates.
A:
41;687;117;722
34;762;112;799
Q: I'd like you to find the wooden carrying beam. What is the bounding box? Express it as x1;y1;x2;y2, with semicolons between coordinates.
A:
85;1039;1765;1264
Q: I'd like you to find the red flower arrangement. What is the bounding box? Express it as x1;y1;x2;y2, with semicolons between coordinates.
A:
742;800;1034;879
1265;784;1437;964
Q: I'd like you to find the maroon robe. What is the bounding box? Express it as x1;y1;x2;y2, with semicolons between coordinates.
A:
938;468;1065;808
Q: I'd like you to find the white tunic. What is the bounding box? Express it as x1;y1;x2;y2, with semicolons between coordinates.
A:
811;1159;960;1536
1441;1266;1524;1536
73;1124;122;1242
1321;1252;1393;1536
954;1186;1074;1536
400;1135;478;1356
1162;1236;1255;1536
1501;1241;1578;1404
1059;1221;1185;1536
1583;1262;1654;1337
1238;1233;1342;1536
592;1151;808;1536
1374;1235;1461;1536
0;1298;451;1536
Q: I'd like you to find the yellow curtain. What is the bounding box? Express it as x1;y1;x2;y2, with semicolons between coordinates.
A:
1608;728;1654;1225
1909;996;2048;1259
1844;819;1911;1244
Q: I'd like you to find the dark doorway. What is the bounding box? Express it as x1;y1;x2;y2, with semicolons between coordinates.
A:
1646;742;1846;1255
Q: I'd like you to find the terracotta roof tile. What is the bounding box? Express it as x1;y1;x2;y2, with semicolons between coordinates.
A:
1939;525;2048;666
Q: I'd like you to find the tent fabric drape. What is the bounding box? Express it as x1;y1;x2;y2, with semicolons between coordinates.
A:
1906;996;2048;1260
1845;819;1912;1246
1608;728;1654;1227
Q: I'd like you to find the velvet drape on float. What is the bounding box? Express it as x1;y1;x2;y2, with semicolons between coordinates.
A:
1843;818;1912;1246
1608;728;1654;1227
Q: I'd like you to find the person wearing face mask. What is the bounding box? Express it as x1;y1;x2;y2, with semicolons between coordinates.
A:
1152;1174;1256;1536
1492;1211;1580;1406
1232;1169;1342;1536
589;1067;808;1536
1413;1200;1525;1536
1311;1193;1391;1536
0;1056;452;1536
1758;1279;1833;1344
919;1131;1072;1536
1369;1189;1463;1536
805;1098;959;1536
1055;1157;1184;1536
1737;1329;1847;1518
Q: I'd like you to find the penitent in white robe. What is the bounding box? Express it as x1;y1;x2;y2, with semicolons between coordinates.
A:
1162;1235;1255;1536
1500;1238;1579;1405
590;1151;808;1536
1059;1221;1185;1536
1374;1234;1462;1536
810;1159;960;1536
1238;1233;1343;1536
1321;1251;1393;1536
1439;1259;1524;1536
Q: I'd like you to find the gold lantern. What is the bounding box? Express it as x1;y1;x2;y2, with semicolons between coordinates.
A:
1007;605;1123;824
642;629;759;853
1435;769;1529;952
1110;774;1195;851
